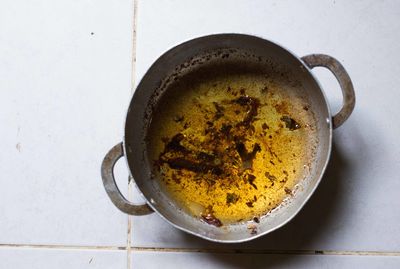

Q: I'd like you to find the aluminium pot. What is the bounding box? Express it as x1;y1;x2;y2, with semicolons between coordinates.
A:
101;34;355;243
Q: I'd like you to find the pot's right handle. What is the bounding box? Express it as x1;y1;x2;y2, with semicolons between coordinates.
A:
301;54;355;129
101;142;153;215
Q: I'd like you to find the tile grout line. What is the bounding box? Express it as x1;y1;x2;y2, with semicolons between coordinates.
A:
129;247;400;257
131;0;139;92
0;244;126;251
128;0;139;268
1;243;399;257
127;179;133;268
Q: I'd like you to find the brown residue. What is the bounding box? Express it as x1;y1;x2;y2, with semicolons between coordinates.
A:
201;213;223;227
281;116;301;130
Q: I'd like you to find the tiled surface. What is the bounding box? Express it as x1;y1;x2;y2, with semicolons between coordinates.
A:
0;0;132;246
1;0;400;268
0;248;125;269
132;251;400;269
131;0;400;252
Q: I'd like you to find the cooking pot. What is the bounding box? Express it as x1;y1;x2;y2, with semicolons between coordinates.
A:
101;34;355;243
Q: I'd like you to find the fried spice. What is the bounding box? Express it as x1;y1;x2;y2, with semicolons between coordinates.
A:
149;73;316;225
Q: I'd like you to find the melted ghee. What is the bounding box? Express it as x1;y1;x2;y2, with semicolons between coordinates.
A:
148;73;316;225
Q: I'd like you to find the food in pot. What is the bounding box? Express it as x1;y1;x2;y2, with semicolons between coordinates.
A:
148;70;316;225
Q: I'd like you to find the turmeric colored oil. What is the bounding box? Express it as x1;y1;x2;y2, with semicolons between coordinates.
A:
148;73;316;226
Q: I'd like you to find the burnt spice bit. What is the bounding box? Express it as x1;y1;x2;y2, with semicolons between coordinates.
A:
281;115;301;130
246;202;254;208
260;86;268;93
235;96;253;106
220;124;232;137
284;187;292;195
253;216;260;223
165;133;188;153
265;172;277;182
226;193;239;205
165;157;223;175
234;96;260;127
213;102;225;120
262;123;269;130
197;152;215;162
236;142;261;164
247;174;257;190
201;213;223;227
171;173;181;184
173;115;184;123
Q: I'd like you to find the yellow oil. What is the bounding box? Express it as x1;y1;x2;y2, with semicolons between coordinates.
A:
148;73;316;225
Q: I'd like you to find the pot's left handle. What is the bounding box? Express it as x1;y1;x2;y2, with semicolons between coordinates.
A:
101;142;153;215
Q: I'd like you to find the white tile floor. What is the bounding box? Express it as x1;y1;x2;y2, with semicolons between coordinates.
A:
0;0;132;247
0;248;126;269
132;251;400;269
1;0;400;268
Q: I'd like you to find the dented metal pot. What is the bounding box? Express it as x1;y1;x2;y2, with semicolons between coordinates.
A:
101;34;355;243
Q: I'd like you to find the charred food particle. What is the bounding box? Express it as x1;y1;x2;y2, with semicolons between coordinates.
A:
262;123;269;130
220;124;232;136
235;96;252;106
171;173;181;184
197;152;215;162
236;142;261;164
201;213;222;227
165;157;223;175
234;95;260;127
284;187;292;195
246;201;254;208
165;133;188;153
247;174;257;189
173;115;184;123
281;116;301;130
261;86;268;93
265;172;277;182
226;193;239;205
213;102;225;120
253;216;260;223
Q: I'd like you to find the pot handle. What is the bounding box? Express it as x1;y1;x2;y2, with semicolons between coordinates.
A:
101;142;153;215
301;54;355;129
